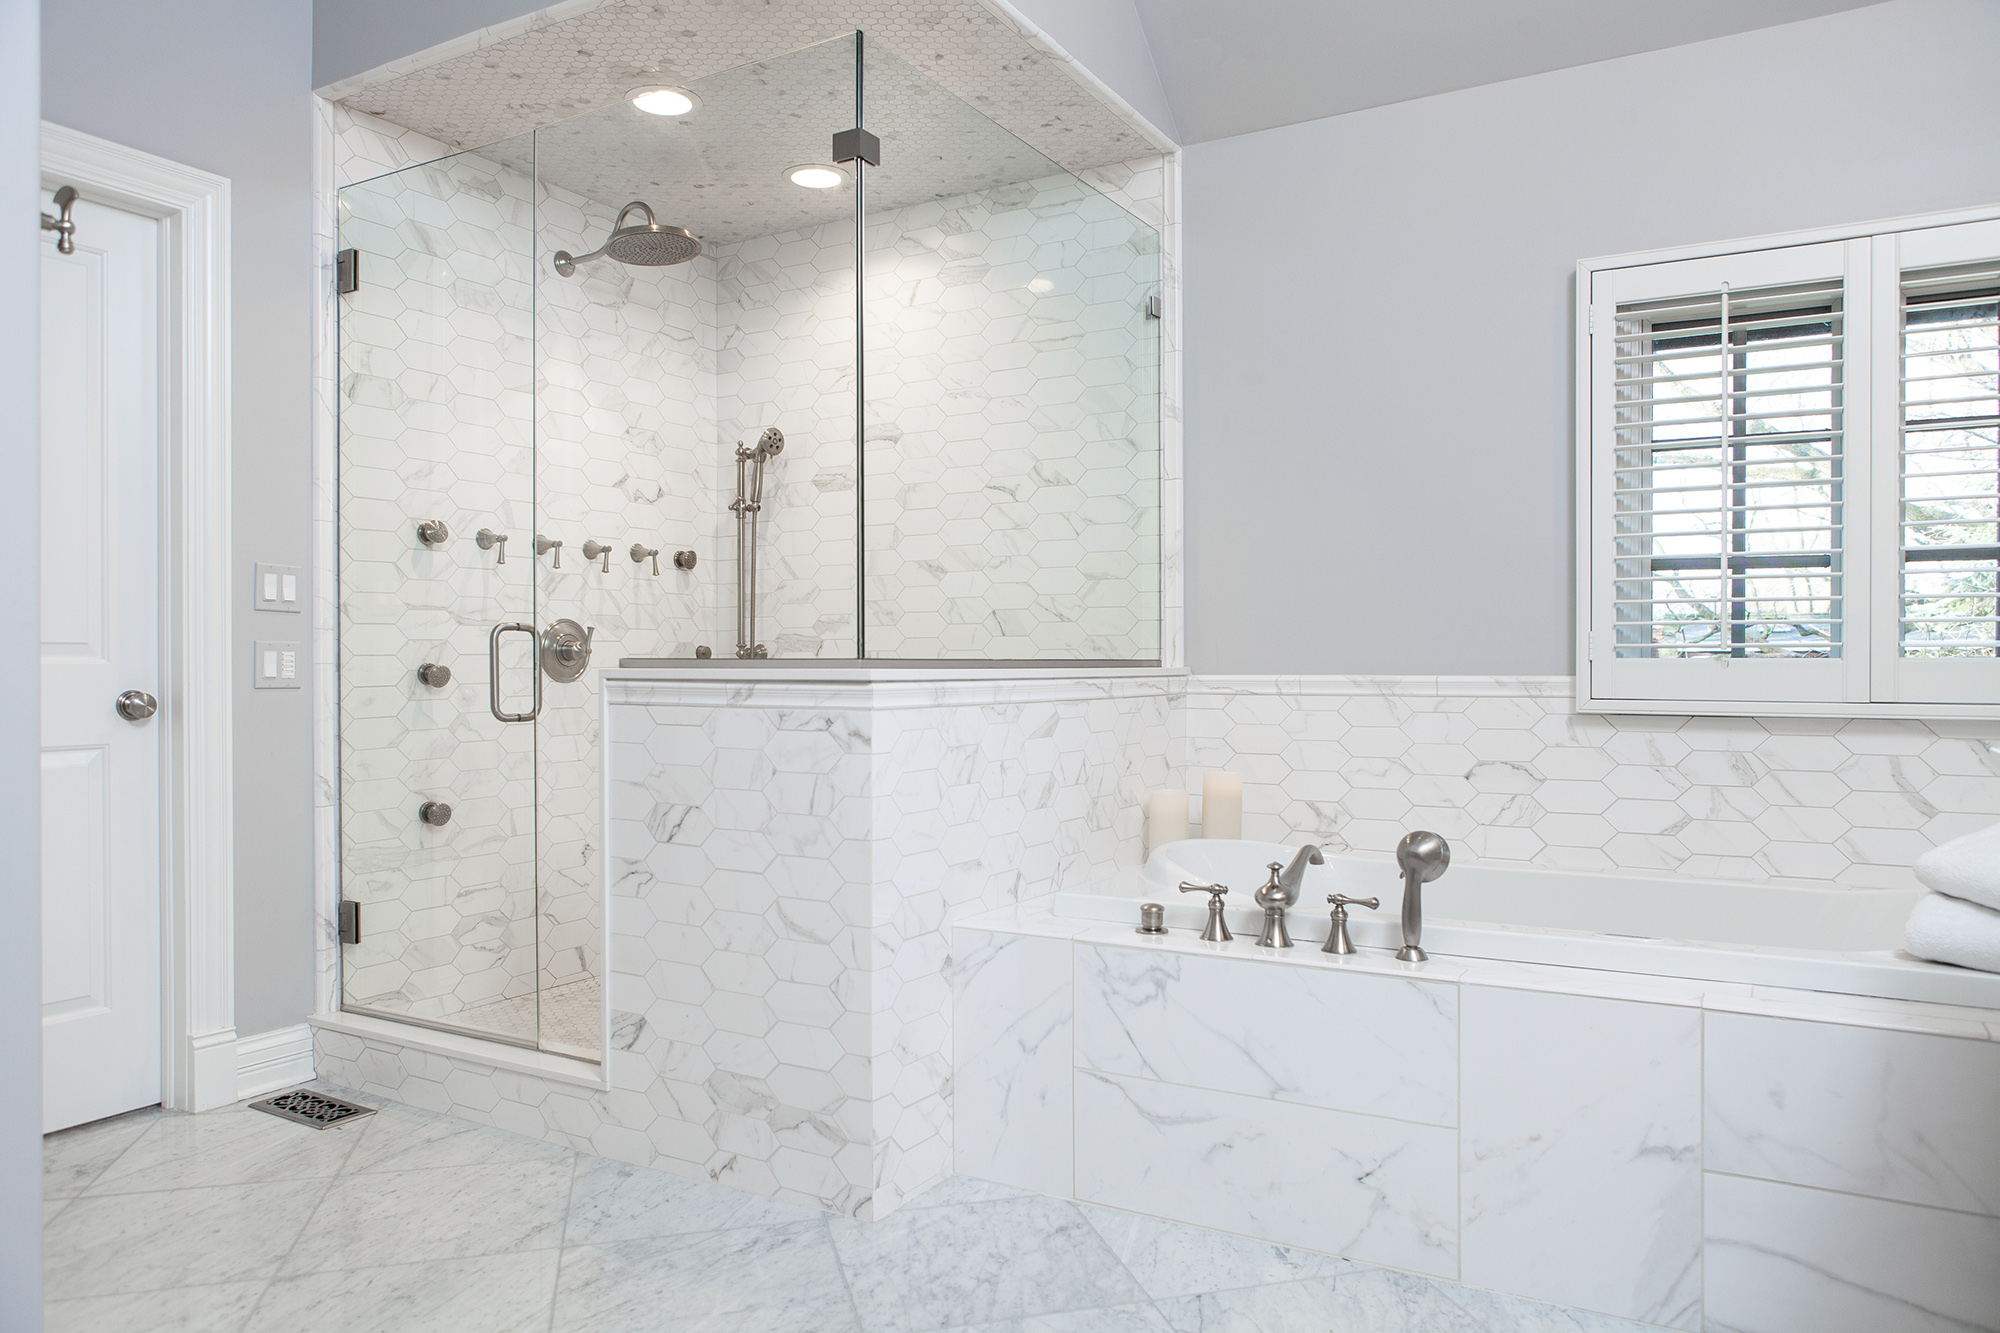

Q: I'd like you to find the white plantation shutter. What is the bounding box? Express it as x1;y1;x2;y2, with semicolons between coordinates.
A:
1587;242;1870;706
1872;219;2000;704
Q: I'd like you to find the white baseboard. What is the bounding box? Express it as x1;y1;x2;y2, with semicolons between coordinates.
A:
235;1023;316;1101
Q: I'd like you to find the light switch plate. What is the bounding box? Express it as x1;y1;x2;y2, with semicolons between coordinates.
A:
255;562;302;613
253;640;303;689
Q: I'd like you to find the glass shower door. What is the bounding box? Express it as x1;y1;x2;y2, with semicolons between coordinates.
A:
336;138;548;1049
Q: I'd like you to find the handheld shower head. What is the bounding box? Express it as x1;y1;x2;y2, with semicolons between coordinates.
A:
754;427;785;460
1396;830;1451;885
553;201;702;276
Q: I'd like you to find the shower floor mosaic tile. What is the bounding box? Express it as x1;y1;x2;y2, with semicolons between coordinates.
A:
42;1090;1663;1333
453;975;603;1059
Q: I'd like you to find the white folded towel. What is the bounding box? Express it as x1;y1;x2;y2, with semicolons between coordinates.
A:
1904;891;2000;974
1913;821;2000;912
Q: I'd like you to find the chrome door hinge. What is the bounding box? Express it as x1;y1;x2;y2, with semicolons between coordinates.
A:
336;248;359;295
338;899;361;944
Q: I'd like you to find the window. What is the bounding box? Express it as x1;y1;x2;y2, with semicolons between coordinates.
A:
1580;212;2000;716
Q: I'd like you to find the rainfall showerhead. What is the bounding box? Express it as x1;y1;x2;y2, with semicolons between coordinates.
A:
553;201;701;276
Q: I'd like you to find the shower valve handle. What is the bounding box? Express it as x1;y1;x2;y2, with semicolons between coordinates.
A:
535;535;562;569
631;544;660;576
581;540;612;572
476;528;508;564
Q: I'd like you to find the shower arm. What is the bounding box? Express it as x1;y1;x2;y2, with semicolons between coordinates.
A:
559;201;660;268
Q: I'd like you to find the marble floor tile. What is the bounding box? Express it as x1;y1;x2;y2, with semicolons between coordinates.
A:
254;1251;562;1333
41;1106;164;1198
1154;1268;1661;1333
904;1175;1037;1209
943;1304;1177;1333
43;1280;267;1333
565;1156;822;1244
829;1194;1146;1332
85;1103;362;1193
552;1222;862;1332
1081;1205;1353;1301
339;1097;576;1176
43;1179;327;1298
281;1157;575;1273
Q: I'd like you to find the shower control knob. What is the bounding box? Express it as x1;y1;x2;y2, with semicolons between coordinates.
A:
115;690;158;721
476;529;508;564
673;550;696;571
416;663;451;688
418;801;452;827
581;540;612;572
416;519;450;547
631;544;660;576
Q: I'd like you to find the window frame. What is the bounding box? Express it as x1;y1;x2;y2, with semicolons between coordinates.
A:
1576;203;2000;719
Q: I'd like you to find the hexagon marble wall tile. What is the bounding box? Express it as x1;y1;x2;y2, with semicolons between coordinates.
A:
316;676;1179;1219
1184;678;2000;890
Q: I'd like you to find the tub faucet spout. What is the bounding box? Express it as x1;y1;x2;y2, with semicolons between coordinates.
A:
1255;844;1322;948
1395;831;1451;963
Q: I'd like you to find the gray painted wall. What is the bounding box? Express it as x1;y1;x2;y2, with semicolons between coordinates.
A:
4;0;42;1320
43;0;318;1038
313;0;537;89
1182;0;2000;675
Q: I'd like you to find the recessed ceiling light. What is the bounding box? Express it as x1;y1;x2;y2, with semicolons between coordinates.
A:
629;86;698;116
788;165;847;190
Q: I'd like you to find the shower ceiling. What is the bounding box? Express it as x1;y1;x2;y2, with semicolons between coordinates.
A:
479;36;1072;247
320;0;1174;180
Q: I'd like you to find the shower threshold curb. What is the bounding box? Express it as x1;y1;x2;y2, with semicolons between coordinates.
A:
309;1010;609;1090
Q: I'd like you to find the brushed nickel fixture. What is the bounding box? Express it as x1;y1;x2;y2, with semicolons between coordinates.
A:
673;550;697;571
733;427;784;658
1323;894;1378;955
553;201;701;277
581;540;613;572
1255;845;1324;948
1179;880;1232;942
1137;902;1167;935
416;519;450;547
476;528;508;563
1395;831;1450;962
540;619;594;683
695;645;713;658
418;800;452;827
488;623;540;722
535;534;563;568
115;689;157;721
416;663;451;687
630;543;659;576
41;185;77;254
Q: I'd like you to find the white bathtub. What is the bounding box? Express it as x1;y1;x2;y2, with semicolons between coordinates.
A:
1055;839;2000;1010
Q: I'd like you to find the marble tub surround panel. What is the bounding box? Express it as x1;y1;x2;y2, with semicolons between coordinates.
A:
1074;942;1457;1126
1459;988;1702;1330
1705;1011;2000;1217
1075;1069;1461;1278
953;911;2000;1330
1703;1173;2000;1333
1183;675;2000;889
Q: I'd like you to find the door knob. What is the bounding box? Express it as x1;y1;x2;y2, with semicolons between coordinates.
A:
115;690;158;721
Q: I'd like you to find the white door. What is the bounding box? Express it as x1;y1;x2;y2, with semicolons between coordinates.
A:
41;194;163;1132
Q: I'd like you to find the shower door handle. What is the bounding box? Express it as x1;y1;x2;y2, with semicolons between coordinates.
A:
489;622;541;722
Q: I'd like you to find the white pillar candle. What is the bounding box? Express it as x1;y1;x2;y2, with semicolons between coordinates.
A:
1146;789;1190;854
1201;771;1243;840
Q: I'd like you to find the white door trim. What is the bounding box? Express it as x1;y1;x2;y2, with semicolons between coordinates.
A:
41;122;236;1112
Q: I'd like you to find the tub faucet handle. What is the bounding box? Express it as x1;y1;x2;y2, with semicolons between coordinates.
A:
1323;893;1379;956
1178;881;1232;943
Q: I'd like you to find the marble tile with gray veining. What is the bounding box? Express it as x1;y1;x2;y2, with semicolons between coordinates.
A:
43;1280;268;1333
553;1222;861;1333
281;1157;575;1273
564;1156;822;1244
1155;1266;1661;1333
82;1103;361;1195
1079;1204;1353;1303
41;1106;162;1198
829;1194;1146;1332
43;1179;328;1298
253;1251;562;1333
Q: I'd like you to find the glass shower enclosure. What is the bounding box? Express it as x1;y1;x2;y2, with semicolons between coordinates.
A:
335;34;1161;1053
